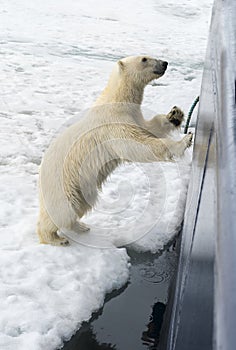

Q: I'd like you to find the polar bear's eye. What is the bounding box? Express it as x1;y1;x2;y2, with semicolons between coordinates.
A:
141;57;147;62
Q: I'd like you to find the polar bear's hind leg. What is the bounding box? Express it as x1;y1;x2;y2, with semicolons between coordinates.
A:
37;206;69;246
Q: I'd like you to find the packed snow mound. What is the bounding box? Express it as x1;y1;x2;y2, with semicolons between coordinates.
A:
0;226;129;350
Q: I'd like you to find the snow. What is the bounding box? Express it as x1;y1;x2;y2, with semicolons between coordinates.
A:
0;0;213;349
0;244;129;350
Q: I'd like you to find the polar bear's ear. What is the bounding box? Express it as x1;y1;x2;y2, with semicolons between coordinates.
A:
118;60;125;71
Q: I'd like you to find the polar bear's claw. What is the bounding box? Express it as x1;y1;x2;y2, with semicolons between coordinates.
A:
78;221;90;232
59;238;70;246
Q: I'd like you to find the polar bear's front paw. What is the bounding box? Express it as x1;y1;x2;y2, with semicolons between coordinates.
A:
167;106;184;127
183;132;193;148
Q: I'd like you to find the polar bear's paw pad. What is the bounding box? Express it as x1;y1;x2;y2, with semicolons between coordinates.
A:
167;106;184;127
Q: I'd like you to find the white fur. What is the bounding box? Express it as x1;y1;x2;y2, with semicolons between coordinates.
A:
37;56;192;245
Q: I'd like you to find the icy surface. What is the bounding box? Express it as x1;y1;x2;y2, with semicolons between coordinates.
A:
0;0;213;349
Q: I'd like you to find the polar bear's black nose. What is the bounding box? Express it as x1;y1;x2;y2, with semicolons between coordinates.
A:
162;61;168;69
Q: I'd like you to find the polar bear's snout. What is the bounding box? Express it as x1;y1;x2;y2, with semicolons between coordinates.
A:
154;60;168;75
161;61;168;69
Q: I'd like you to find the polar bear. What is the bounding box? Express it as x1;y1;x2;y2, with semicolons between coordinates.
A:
37;55;192;245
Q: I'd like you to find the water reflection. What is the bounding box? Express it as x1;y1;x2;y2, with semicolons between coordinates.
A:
64;323;117;350
142;302;166;349
63;245;177;350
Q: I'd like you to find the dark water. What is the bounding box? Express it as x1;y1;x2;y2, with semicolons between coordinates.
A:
62;244;178;350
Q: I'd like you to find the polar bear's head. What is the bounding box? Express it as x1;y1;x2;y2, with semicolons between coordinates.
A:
118;55;168;85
